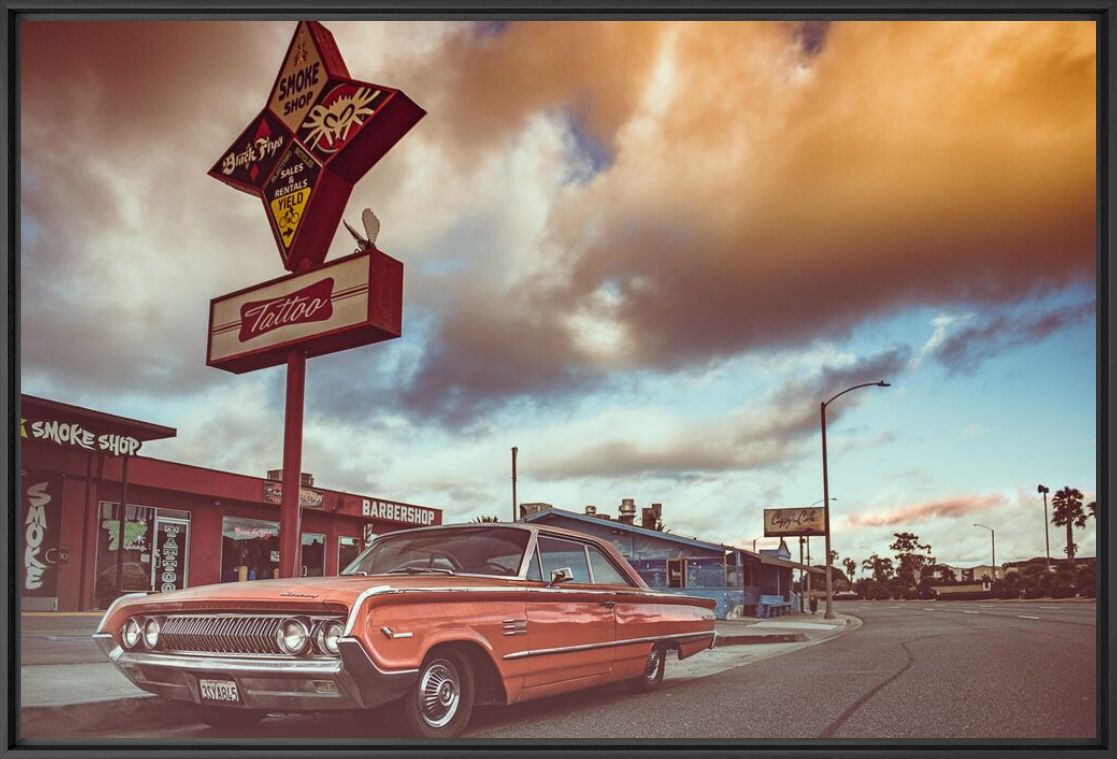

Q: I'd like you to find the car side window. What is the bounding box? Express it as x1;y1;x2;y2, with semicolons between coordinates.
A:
587;546;633;586
526;547;543;581
537;536;591;582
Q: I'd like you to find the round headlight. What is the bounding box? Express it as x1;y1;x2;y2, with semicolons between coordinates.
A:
142;617;161;650
121;617;142;649
315;620;344;656
277;618;310;655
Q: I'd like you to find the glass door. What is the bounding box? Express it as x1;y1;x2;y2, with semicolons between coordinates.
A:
152;519;189;592
301;533;325;577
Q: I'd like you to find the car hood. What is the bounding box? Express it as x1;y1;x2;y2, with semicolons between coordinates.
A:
110;573;526;616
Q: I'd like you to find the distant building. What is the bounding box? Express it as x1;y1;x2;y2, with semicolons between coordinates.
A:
521;504;822;619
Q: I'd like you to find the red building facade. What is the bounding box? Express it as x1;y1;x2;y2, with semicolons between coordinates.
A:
19;394;441;611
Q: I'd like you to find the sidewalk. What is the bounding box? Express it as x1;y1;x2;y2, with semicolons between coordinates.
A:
714;611;855;646
19;610;861;738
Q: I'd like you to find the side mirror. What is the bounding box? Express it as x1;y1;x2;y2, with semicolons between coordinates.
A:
548;567;574;587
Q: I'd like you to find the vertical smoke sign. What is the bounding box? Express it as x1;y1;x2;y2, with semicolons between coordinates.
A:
22;472;62;596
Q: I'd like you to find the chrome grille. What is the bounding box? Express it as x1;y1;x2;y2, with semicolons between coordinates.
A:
158;614;340;657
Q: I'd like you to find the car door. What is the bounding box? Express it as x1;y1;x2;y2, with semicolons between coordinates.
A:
522;536;615;688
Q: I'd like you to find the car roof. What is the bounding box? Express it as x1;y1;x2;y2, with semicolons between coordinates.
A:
386;521;608;543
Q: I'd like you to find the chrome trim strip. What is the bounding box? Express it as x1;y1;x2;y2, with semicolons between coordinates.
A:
343;585;394;637
95;592;150;634
502;630;715;660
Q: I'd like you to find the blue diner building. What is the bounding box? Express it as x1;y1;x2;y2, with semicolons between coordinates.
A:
522;506;821;619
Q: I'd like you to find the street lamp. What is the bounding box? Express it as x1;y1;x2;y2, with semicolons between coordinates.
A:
1037;484;1051;572
821;380;890;620
973;523;996;581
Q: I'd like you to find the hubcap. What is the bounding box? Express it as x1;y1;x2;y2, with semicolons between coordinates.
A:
418;659;461;728
644;648;663;680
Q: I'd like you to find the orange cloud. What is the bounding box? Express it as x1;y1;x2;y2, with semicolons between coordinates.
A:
848;492;1009;527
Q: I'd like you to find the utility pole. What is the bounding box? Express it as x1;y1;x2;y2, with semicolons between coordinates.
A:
511;446;518;522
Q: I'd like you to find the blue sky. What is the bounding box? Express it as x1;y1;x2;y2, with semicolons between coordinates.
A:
19;19;1098;573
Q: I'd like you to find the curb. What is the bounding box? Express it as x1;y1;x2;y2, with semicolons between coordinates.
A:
20;694;183;738
715;633;807;646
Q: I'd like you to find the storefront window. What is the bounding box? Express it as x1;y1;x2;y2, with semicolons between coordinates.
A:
686;557;727;588
96;502;154;604
221;516;279;582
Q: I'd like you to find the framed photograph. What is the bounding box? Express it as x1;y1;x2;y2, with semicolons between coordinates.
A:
5;1;1109;757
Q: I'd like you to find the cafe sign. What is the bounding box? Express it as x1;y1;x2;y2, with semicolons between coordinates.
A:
763;507;826;537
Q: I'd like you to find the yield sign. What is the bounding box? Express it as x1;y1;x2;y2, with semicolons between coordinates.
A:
209;21;425;272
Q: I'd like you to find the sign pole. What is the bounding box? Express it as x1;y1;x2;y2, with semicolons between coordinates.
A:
279;348;306;579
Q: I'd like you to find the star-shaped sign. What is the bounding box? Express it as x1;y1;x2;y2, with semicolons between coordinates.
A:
209;21;425;273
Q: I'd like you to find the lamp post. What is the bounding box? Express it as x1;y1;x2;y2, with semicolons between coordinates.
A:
1037;484;1051;572
821;380;890;620
973;523;996;581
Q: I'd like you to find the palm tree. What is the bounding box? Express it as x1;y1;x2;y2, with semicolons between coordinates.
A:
1050;487;1087;561
861;554;894;583
842;557;857;582
471;515;500;523
1087;501;1096;520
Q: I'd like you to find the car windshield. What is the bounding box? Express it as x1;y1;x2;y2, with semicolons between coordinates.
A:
341;526;531;577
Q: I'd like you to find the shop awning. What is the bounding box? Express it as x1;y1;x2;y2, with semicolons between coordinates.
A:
22;394;177;442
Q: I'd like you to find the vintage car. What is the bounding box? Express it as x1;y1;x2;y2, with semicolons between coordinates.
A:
94;522;717;737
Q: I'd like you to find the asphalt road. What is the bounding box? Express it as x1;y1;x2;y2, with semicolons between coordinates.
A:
65;599;1097;741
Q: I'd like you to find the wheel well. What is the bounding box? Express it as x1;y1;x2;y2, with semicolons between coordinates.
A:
425;641;508;706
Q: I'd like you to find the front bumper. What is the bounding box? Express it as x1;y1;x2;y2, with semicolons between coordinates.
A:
93;633;417;712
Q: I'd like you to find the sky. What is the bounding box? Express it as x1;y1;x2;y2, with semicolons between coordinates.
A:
19;19;1098;573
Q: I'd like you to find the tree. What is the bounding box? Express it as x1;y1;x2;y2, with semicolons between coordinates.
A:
1051;487;1087;560
1087;501;1096;520
890;532;935;594
471;515;500;523
842;557;857;582
862;554;894;584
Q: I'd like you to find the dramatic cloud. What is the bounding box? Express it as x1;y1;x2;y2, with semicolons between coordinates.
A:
384;20;1096;422
920;301;1096;374
847;492;1009;527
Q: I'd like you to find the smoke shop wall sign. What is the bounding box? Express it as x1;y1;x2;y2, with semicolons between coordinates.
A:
209;21;426;273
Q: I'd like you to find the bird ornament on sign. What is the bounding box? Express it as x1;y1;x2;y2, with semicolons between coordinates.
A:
208;21;425;273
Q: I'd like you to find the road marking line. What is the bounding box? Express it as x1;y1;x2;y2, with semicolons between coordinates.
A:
1039;606;1061;610
963;611;979;614
922;608;935;611
1018;615;1040;620
979;605;994;608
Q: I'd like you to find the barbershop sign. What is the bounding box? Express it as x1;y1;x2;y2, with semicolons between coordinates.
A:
362;498;437;526
763;507;825;537
21;416;141;456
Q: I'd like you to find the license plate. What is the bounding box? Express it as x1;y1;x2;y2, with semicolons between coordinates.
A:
198;678;241;704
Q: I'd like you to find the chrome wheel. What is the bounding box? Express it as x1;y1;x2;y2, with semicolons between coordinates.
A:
643;647;664;681
418;658;461;729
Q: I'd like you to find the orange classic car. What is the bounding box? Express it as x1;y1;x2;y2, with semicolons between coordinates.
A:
94;522;717;737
